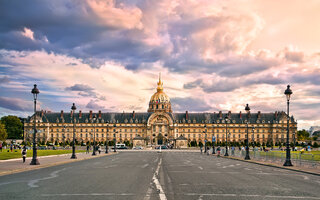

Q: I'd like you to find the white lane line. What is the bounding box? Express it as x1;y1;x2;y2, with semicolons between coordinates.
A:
42;193;135;196
152;157;167;200
198;166;203;170
184;193;320;199
104;164;117;169
143;185;153;200
28;168;67;188
142;164;149;168
302;175;310;180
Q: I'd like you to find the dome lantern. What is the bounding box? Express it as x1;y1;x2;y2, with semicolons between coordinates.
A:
148;73;172;113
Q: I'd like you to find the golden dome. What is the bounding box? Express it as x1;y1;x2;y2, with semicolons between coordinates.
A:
148;73;172;113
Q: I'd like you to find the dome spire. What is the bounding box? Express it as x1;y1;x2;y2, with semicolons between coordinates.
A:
157;72;163;92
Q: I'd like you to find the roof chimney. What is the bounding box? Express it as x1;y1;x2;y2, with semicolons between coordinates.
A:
239;111;242;119
89;110;92;119
60;110;64;118
186;111;189;120
41;110;44;117
219;111;222;118
228;111;231;118
258;111;261;119
79;110;82;118
275;111;278;119
98;110;102;119
132;111;135;118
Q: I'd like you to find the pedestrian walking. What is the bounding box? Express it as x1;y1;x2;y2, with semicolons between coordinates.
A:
231;146;235;156
217;146;221;157
86;145;90;154
206;146;210;155
10;144;13;152
98;146;101;154
21;146;27;163
200;146;203;154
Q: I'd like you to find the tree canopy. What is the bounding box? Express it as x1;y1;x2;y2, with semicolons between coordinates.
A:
297;129;310;141
0;116;23;139
0;122;8;141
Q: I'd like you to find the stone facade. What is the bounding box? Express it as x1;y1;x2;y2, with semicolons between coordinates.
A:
24;76;297;147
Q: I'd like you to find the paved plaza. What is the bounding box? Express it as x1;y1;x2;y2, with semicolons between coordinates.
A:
0;151;319;200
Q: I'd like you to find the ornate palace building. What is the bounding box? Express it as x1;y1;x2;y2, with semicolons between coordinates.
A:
24;76;297;147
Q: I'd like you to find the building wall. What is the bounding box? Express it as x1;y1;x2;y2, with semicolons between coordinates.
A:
24;120;297;145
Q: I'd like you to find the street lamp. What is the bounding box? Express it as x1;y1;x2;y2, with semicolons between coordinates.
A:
70;103;77;159
30;84;40;165
212;134;216;154
283;85;293;166
224;117;229;156
252;127;255;151
113;124;117;152
92;115;97;156
245;104;251;160
203;124;207;153
105;123;109;154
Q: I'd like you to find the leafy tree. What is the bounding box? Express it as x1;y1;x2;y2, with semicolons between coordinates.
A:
0;122;8;141
313;142;319;148
312;136;318;141
297;129;310;141
1;116;23;139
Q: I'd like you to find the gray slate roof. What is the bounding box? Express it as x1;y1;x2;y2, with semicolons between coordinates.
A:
27;111;296;124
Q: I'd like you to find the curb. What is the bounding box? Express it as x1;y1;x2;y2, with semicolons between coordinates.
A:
220;155;320;176
0;152;118;177
0;152;88;162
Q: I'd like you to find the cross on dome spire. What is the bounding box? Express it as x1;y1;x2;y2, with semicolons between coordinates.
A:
157;72;163;92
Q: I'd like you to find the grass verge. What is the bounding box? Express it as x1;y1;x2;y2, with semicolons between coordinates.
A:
0;149;86;160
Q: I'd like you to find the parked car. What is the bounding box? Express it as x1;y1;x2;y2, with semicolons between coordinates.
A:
133;146;144;150
111;144;128;149
155;145;168;149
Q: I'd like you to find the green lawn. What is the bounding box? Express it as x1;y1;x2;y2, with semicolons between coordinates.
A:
257;151;320;161
0;149;86;160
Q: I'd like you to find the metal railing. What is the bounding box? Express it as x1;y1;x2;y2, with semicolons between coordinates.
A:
220;148;320;169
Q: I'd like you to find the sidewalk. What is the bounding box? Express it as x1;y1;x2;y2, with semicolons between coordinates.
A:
221;155;320;176
0;152;115;176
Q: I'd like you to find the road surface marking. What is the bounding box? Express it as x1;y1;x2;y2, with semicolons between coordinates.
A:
28;168;67;188
104;164;117;168
42;193;135;196
142;164;149;168
152;157;167;200
198;166;203;170
184;193;320;199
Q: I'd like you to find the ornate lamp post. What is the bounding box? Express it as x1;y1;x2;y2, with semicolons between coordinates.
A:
105;123;109;154
92;115;97;156
252;127;255;151
224;117;229;156
114;124;117;152
212;134;216;154
283;85;293;166
70;103;77;159
245;104;251;160
30;84;40;165
203;124;207;153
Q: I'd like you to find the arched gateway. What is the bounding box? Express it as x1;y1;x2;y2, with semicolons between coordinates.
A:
146;74;174;145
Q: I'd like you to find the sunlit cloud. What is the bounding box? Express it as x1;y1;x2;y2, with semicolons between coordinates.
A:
0;0;319;130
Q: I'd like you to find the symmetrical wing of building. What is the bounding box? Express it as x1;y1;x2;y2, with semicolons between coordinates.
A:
24;76;297;147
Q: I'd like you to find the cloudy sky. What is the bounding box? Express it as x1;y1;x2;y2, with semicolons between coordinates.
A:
0;0;319;130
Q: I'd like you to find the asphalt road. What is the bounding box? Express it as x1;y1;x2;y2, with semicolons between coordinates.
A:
0;151;319;200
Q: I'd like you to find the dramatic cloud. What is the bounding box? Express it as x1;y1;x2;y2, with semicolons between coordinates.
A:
171;97;213;112
86;99;106;111
0;97;32;111
1;0;320;130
